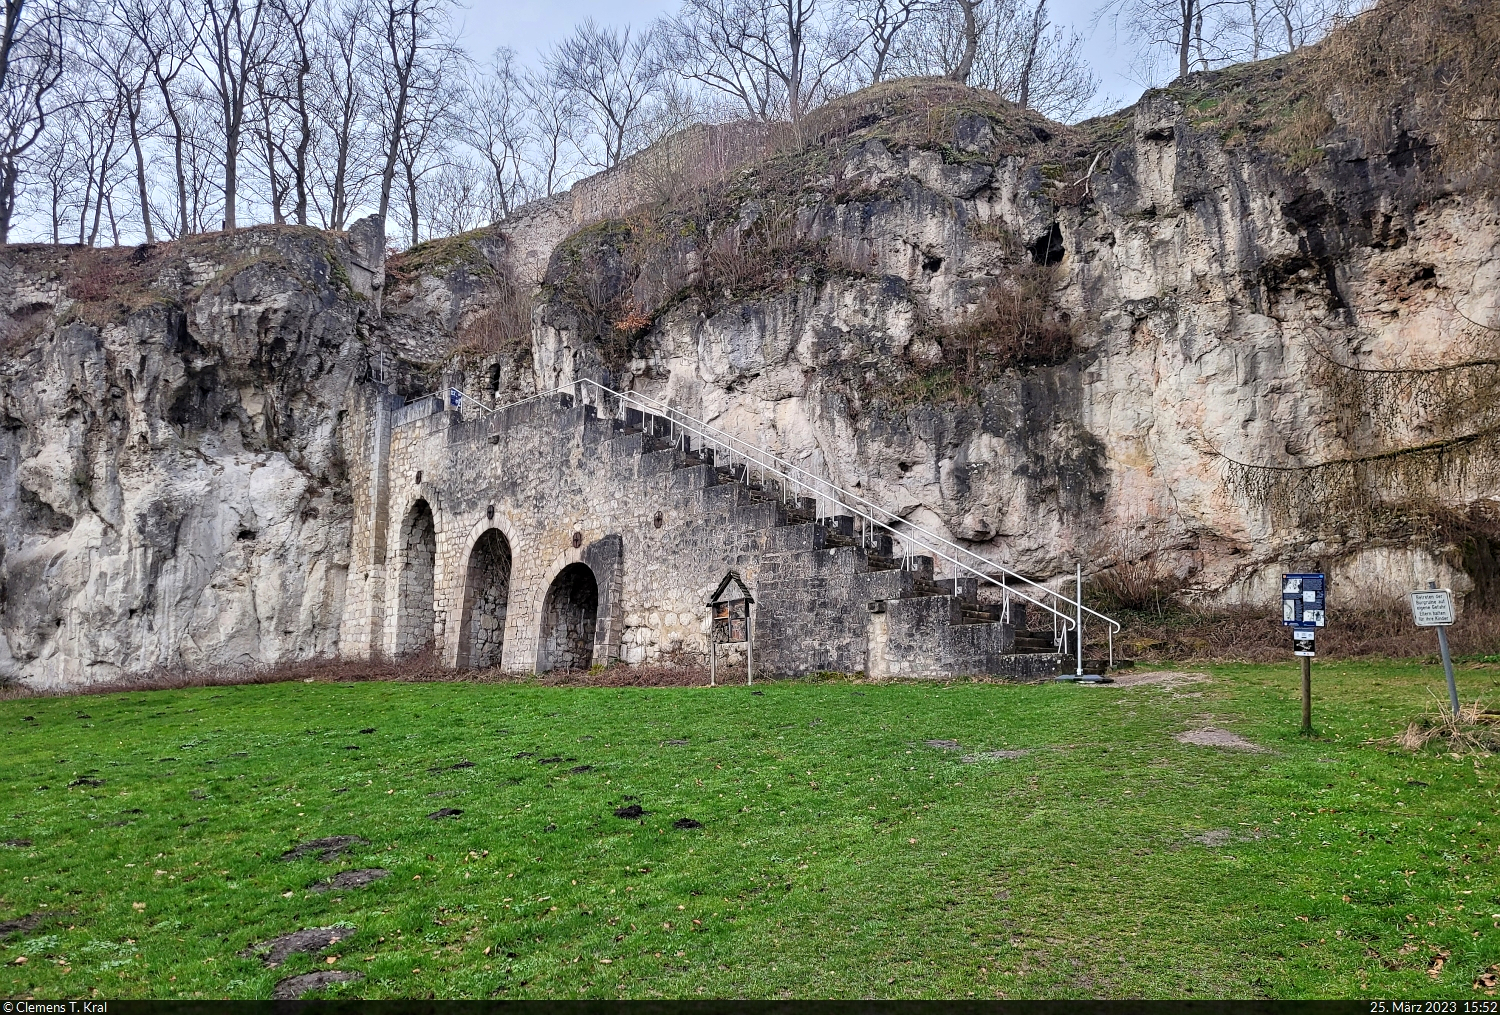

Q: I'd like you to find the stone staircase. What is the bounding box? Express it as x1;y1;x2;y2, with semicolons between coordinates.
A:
584;397;1070;680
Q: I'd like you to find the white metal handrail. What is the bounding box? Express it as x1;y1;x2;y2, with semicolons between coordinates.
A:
389;375;1120;666
570;378;1119;665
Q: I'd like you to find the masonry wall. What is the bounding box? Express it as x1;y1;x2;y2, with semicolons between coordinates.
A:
337;385;1058;679
342;393;789;673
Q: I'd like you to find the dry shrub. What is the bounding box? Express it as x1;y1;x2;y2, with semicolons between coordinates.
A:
1392;696;1500;755
0;302;53;350
1091;555;1181;617
696;204;827;307
939;264;1073;380
1109;601;1500;662
452;281;532;357
1266;97;1338;169
1314;0;1500;180
0;653;737;700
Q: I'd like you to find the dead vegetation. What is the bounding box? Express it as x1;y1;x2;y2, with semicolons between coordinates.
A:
1104;601;1500;663
1314;0;1500;182
1391;696;1500;755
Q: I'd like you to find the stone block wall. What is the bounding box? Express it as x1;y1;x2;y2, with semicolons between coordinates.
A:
336;385;1062;680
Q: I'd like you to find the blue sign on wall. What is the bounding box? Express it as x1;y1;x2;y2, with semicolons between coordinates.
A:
449;387;462;408
1282;572;1326;628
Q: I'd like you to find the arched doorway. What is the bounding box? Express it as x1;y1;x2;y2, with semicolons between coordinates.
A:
395;499;436;656
539;563;598;672
459;528;512;668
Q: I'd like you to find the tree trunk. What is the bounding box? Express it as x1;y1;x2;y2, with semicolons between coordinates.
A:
1018;0;1047;109
292;62;311;225
404;157;419;247
128;99;156;243
160;89;191;236
1177;0;1194;79
0;158;18;243
948;0;981;85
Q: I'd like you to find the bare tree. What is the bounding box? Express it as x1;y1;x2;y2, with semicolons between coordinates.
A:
270;0;315;224
83;9;158;241
949;0;982;82
391;46;463;245
114;0;201;237
523;67;583;198
663;0;860;123
199;0;272;230
1095;0;1242;80
463;47;531;219
24;100;78;241
546;20;664;169
0;0;67;242
309;0;373;230
665;0;786;119
848;0;928;84
372;0;457;244
417;157;486;237
894;0;1099;119
1015;0;1046;107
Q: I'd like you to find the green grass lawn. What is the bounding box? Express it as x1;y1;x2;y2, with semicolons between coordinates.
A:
2;660;1498;1000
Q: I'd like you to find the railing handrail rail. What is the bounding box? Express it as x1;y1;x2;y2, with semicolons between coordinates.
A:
391;376;1120;650
579;377;1122;632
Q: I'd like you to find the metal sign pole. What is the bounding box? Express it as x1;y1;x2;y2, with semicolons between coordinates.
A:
1283;571;1325;735
1437;625;1459;713
1427;581;1459;713
1412;582;1460;713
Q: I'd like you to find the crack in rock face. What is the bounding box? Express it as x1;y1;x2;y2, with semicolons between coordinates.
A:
241;925;356;967
279;836;369;862
307;868;390;893
272;969;363;999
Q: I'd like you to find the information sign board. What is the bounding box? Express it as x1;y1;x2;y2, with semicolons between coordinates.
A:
1293;628;1316;657
1282;573;1326;628
1409;588;1455;627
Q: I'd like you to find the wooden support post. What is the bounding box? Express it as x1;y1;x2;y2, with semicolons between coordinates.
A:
1301;654;1312;734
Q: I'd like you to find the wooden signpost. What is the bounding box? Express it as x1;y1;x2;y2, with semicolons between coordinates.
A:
1282;572;1326;734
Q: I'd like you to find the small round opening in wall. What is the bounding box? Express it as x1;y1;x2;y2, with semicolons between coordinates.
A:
572;531;583;548
486;504;494;520
653;511;663;529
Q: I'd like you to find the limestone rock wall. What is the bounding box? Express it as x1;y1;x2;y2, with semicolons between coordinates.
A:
3;70;1498;690
0;229;374;688
523;87;1500;609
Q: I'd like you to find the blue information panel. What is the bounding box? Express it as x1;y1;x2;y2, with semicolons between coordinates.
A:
1282;572;1326;628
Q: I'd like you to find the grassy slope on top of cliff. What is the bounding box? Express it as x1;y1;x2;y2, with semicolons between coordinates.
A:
1;663;1495;1000
0;226;360;342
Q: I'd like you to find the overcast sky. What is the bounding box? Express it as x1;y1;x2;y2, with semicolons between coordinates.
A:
452;0;1149;119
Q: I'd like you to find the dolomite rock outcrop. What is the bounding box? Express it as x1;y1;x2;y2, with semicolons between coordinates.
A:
0;67;1495;689
523;83;1500;613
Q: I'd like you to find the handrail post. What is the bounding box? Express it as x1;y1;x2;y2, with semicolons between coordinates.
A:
1075;562;1083;677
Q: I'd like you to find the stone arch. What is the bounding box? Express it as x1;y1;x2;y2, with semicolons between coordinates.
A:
538;562;599;672
457;527;513;669
394;498;436;656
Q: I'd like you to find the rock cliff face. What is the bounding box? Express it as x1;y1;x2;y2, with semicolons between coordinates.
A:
1;59;1496;689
